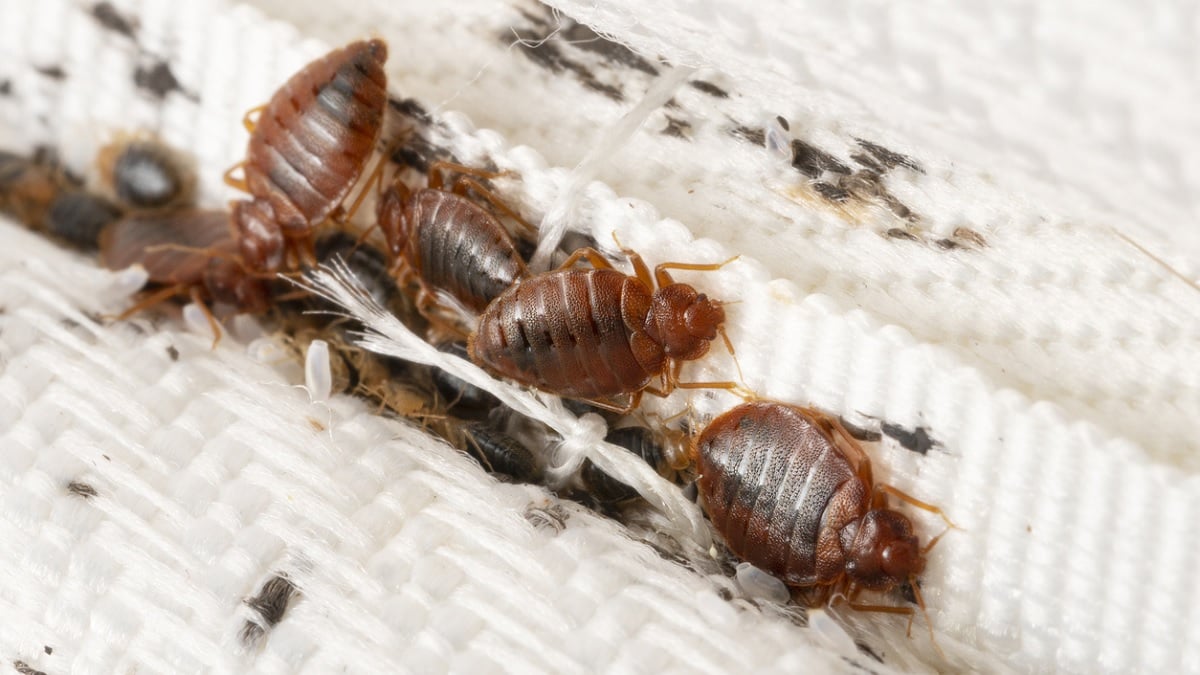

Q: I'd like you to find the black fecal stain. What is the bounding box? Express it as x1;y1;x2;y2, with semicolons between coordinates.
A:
791;139;850;178
881;422;936;455
885;228;920;242
12;661;47;675
508;11;626;101
730;125;765;146
774;115;790;131
0;80;11;96
662;115;692;139
559;21;659;76
812;182;850;203
388;96;431;124
166;345;179;361
67;481;98;499
690;80;728;98
881;193;920;224
91;1;137;39
849;151;883;173
134;60;193;101
855;641;885;664
839;418;881;442
934;238;963;250
855;138;923;174
717;587;734;601
240;574;299;646
35;65;66;80
389;131;456;173
40;648;50;656
952;226;988;249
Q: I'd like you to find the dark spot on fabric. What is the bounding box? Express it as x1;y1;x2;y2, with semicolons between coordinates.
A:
856;640;886;664
389;130;454;173
730;125;765;146
91;2;137;39
812;182;850;203
881;422;936;455
67;481;98;498
12;661;47;675
717;587;734;601
838;418;881;442
855;138;923;173
690;80;729;98
0;80;11;96
36;65;66;80
40;648;50;656
774;115;789;131
560;21;659;76
240;574;299;646
166;345;179;361
849;152;883;173
934;238;962;250
133;60;188;100
662;115;692;139
881;194;920;224
507;14;626;102
952;226;988;248
791;139;849;178
885;228;920;242
388;96;430;124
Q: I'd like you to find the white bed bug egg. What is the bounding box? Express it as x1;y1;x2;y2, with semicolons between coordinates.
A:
807;608;860;658
107;264;149;299
305;339;332;402
182;302;219;344
734;562;790;604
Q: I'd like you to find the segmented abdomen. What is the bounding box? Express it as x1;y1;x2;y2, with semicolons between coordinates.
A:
99;209;234;285
244;39;388;232
695;402;865;587
410;189;526;311
470;269;659;399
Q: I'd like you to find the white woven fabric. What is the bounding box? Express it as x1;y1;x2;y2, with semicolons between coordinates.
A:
1;0;1198;673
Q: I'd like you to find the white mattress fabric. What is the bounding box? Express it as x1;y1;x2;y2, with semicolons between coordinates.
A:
1;0;1198;673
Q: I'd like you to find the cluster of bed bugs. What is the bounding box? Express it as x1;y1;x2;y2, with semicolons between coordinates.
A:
2;35;955;658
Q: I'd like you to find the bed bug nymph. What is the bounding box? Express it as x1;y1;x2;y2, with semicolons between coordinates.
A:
469;244;745;412
99;208;272;344
693;401;955;651
376;161;530;325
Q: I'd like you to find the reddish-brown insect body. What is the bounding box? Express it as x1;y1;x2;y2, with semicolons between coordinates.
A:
232;39;389;270
694;401;929;605
468;247;732;407
100;209;271;317
377;179;527;313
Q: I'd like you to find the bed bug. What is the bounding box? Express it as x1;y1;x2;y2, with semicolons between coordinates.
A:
99;208;271;341
458;422;542;483
95;132;195;210
376;161;530;324
581;425;689;503
693;401;953;646
225;39;389;272
468;245;742;411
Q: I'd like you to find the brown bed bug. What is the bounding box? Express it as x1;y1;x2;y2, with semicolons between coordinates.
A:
225;39;389;272
99;208;271;341
377;161;530;320
693;401;954;647
468;245;743;411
